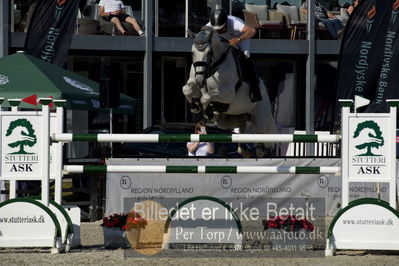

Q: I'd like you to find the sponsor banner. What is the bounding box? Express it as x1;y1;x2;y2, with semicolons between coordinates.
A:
122;197;325;258
0;200;58;247
0;113;57;180
348;116;392;181
1;115;42;179
24;0;79;66
336;0;399;113
331;200;399;250
106;159;393;216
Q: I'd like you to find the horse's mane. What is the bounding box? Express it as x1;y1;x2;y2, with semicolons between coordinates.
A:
193;26;230;52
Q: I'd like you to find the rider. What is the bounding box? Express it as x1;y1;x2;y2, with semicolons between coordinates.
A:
207;9;262;102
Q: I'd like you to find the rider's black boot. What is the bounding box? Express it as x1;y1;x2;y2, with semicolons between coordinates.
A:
245;57;262;102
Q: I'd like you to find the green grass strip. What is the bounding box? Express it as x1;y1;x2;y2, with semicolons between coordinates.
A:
293;135;318;142
295;167;320;174
339;100;353;107
387;100;399;107
206;166;237;173
83;165;107;173
200;134;232;143
159;134;191;142
166;166;198;173
72;134;98;142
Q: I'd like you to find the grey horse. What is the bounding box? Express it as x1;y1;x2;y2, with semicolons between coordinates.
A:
182;27;276;157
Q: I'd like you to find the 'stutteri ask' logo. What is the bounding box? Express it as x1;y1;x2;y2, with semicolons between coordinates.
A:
6;119;37;154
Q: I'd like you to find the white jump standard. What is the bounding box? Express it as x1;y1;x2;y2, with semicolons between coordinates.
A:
325;99;399;256
0;98;74;253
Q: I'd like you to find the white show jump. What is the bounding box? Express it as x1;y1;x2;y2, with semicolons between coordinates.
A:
1;96;399;256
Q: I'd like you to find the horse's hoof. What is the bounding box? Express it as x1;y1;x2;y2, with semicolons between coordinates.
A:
189;102;201;114
256;148;265;158
204;109;214;120
190;107;201;114
256;144;265;158
238;145;252;158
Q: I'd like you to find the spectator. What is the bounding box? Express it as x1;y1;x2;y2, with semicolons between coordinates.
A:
348;0;361;15
187;122;214;156
98;0;144;36
206;9;261;102
301;0;344;39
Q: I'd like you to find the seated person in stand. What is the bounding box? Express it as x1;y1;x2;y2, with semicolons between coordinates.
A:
348;0;361;15
301;0;344;39
98;0;144;36
187;122;215;156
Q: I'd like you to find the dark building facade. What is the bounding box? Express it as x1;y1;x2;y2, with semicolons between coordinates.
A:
3;0;344;135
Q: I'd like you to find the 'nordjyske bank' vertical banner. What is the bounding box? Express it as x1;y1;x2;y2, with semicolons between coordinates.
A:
24;0;79;66
336;0;399;113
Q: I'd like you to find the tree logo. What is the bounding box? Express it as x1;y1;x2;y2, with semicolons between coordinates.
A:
6;119;37;154
353;120;384;156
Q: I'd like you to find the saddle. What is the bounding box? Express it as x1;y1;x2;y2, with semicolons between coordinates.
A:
231;48;251;92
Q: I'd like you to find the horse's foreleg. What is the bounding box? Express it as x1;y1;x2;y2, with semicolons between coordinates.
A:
200;87;211;107
200;87;213;118
182;78;202;113
182;78;198;103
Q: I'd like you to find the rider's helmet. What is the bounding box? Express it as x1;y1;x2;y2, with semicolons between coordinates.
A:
210;9;228;30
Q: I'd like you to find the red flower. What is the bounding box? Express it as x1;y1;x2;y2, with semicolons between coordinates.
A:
101;211;148;231
101;213;128;230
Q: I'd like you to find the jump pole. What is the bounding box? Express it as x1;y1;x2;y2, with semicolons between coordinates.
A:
64;165;341;174
53;133;340;143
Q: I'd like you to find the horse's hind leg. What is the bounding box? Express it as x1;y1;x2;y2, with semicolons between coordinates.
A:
252;94;277;157
214;114;253;158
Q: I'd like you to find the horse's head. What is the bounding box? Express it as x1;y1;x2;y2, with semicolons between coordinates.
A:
191;27;230;87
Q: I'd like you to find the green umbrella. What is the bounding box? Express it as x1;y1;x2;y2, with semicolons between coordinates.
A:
0;53;135;115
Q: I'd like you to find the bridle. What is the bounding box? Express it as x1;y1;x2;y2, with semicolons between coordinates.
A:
192;28;233;88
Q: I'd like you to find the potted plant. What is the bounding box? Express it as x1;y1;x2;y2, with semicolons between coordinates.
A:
124;211;147;248
101;211;147;249
101;213;129;249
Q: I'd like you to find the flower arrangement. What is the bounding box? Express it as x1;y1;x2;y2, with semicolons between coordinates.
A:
101;211;147;231
101;213;127;230
262;215;314;232
123;211;147;231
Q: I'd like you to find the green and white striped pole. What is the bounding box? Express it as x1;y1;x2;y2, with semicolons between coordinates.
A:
53;133;340;143
64;165;341;175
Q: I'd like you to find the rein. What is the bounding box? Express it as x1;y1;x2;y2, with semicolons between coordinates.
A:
193;33;233;79
206;45;232;78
